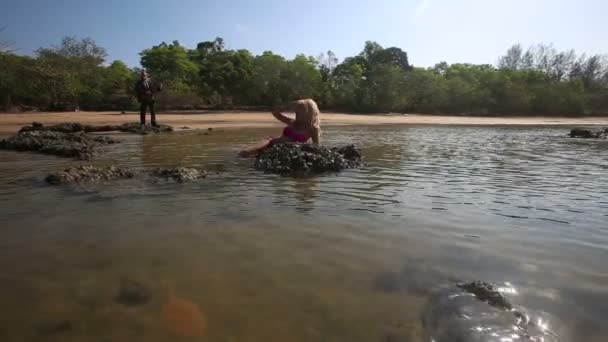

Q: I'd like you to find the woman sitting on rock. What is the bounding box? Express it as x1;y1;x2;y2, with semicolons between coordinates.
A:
239;99;321;157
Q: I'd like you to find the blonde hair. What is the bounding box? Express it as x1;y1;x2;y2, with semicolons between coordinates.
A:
291;99;321;137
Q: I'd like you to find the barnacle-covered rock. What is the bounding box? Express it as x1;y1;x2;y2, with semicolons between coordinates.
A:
19;122;173;135
149;167;207;182
45;165;135;184
46;166;207;185
254;142;361;175
0;130;117;160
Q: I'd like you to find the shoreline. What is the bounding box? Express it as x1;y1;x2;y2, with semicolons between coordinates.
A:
1;111;607;135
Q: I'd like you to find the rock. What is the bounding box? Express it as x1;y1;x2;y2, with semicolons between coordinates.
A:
569;127;608;139
19;122;85;134
0;131;117;160
18;122;174;135
117;122;173;134
115;279;151;307
46;166;208;185
45;165;136;185
457;281;512;310
424;282;558;342
254;142;362;175
150;167;207;182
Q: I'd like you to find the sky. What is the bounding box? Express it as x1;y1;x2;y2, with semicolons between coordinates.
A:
1;0;607;67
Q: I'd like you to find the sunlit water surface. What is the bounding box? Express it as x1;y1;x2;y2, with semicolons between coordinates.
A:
0;125;606;341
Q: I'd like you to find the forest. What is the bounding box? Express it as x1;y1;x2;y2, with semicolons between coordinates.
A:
1;36;607;115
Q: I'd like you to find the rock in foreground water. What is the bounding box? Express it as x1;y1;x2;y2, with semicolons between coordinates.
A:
569;127;608;139
0;131;117;160
19;122;173;135
46;165;207;185
457;281;512;310
425;282;558;342
254;143;361;175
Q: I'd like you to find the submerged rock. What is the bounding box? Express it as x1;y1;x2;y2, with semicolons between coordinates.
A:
19;121;173;135
150;167;207;182
424;282;558;342
116;122;173;134
45;165;136;185
569;127;608;139
0;131;117;160
457;281;512;310
115;279;151;307
254;142;361;175
46;165;208;185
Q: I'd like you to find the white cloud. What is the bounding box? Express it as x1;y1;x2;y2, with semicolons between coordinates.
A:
415;0;431;17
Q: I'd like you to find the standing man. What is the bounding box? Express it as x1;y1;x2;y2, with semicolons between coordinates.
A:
134;70;162;127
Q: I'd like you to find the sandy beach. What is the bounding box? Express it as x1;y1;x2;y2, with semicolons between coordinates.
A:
1;111;607;135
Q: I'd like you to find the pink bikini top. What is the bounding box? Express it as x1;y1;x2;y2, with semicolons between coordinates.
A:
282;126;310;143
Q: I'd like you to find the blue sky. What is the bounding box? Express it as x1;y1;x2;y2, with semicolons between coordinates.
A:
1;0;606;67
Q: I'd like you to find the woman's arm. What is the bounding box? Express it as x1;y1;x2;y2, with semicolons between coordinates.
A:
271;105;294;125
311;128;320;145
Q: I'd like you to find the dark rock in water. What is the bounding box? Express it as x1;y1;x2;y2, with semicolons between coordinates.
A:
569;127;608;139
254;143;361;175
115;279;151;307
36;320;74;335
457;281;512;310
46;166;208;185
424;282;558;342
0;131;117;160
150;167;207;182
19;122;85;134
46;165;136;185
117;122;173;134
18;121;173;135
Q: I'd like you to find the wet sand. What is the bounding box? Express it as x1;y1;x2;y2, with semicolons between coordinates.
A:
1;111;607;135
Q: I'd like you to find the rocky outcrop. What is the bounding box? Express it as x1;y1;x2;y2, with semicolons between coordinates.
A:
19;122;173;135
0;131;117;160
46;165;207;185
150;167;207;182
45;165;136;184
254;143;362;175
569;127;608;139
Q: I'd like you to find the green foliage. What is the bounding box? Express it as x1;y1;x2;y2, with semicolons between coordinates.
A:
1;37;607;115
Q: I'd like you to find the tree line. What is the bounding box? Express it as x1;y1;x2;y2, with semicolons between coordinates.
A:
1;36;607;115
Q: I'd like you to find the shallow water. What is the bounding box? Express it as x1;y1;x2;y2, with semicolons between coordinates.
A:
0;125;606;341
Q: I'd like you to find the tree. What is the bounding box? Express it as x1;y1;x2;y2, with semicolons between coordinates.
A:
498;44;523;70
0;27;14;53
282;54;322;101
101;60;136;110
34;36;108;109
317;50;339;107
